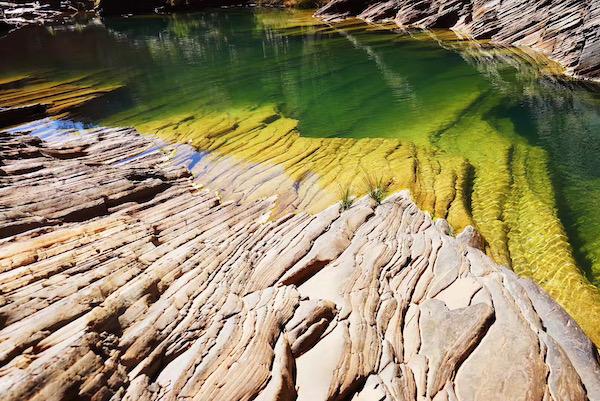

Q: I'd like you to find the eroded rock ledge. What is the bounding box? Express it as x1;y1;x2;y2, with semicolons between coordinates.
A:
0;122;599;400
315;0;600;81
0;1;95;33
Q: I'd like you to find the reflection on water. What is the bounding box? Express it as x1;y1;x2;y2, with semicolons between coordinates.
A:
2;8;600;340
0;10;490;141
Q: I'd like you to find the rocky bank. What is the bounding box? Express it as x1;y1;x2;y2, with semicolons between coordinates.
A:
1;0;598;80
0;1;95;33
315;0;600;81
0;116;599;400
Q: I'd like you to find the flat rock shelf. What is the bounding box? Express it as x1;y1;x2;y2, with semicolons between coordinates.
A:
1;121;599;401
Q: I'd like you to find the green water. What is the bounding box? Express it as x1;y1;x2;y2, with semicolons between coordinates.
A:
0;9;488;141
1;8;600;287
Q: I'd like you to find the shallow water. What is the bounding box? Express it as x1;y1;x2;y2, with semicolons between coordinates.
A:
2;8;600;338
3;11;488;140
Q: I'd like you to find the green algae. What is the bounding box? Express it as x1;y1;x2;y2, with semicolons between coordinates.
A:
1;8;600;345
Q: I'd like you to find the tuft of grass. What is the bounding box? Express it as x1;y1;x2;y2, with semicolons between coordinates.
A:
362;170;393;205
337;183;355;211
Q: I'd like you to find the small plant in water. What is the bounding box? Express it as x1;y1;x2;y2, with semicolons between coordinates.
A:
338;183;355;211
363;170;393;205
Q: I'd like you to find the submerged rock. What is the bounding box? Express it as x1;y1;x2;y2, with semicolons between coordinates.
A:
316;0;600;81
2;68;599;346
0;122;599;400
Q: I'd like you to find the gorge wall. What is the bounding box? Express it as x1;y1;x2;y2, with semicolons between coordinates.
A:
315;0;600;81
2;0;598;80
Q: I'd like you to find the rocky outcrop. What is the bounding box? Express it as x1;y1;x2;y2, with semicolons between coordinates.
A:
0;1;94;32
3;0;598;81
0;121;599;400
315;0;600;81
3;69;600;347
96;0;325;15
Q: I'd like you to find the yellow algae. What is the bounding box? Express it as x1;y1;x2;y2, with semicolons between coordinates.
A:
435;114;514;265
125;99;600;346
0;74;34;90
504;145;600;337
0;74;29;85
138;104;469;221
433;94;600;345
252;8;326;32
0;73;123;117
445;159;474;231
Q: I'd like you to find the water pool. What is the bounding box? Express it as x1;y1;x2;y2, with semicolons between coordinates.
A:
1;7;600;341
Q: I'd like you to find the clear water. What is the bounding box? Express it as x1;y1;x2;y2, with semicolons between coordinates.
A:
1;8;600;288
0;10;489;141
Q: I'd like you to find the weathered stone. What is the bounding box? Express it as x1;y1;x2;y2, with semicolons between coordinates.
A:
316;0;600;81
0;124;598;400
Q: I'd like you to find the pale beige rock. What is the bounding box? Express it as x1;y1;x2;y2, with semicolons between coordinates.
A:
316;0;600;81
0;124;598;401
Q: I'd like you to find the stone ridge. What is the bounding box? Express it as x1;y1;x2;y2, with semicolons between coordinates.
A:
0;123;599;400
315;0;600;81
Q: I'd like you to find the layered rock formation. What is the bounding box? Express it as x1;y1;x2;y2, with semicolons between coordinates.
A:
2;62;600;347
3;0;597;82
1;121;600;400
0;1;95;32
315;0;600;80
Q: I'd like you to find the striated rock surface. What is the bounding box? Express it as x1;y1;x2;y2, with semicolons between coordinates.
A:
2;61;600;345
2;0;598;81
2;23;600;345
0;122;599;400
315;0;600;80
0;1;95;32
